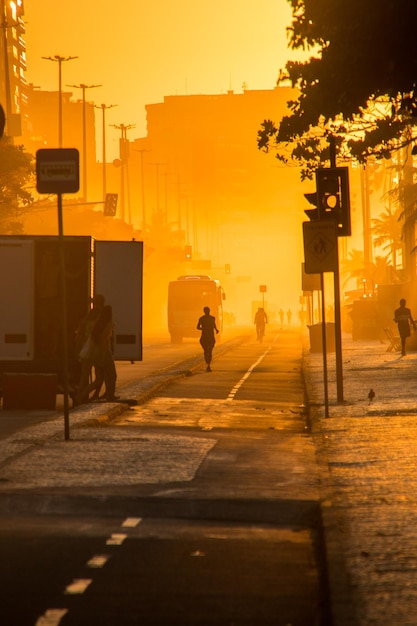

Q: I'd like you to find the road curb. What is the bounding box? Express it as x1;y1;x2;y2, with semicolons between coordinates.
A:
0;491;320;526
302;342;358;626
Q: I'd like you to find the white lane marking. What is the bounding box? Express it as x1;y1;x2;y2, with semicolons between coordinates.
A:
38;519;143;625
227;335;279;401
106;532;128;545
64;578;92;595
87;554;111;568
35;609;68;626
122;517;142;528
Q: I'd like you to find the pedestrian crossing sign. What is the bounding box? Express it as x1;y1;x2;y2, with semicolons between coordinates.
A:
303;221;337;274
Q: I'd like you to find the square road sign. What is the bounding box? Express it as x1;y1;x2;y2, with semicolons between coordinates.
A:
303;221;338;274
36;148;80;194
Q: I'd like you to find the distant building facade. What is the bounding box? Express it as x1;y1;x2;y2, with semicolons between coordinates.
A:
130;87;303;256
0;0;27;137
127;87;306;319
23;84;98;201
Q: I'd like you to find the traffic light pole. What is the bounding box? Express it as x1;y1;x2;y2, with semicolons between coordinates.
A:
333;240;344;402
330;138;344;402
320;273;330;418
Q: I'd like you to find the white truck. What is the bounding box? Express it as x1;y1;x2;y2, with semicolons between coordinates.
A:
0;235;143;394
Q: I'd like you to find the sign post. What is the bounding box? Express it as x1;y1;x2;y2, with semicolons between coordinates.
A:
302;220;338;418
259;284;267;308
36;149;80;440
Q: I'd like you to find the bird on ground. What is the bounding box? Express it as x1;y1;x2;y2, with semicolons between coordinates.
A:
368;389;375;402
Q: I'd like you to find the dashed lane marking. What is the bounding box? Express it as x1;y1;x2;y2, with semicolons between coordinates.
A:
64;578;93;595
87;554;111;568
122;517;142;527
106;532;128;545
227;334;279;400
35;609;68;626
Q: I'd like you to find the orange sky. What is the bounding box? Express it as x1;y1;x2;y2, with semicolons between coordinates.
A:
24;0;297;159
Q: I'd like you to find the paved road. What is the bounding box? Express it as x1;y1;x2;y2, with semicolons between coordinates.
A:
0;327;330;625
0;329;247;439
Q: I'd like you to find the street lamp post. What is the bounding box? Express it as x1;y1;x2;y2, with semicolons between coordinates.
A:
67;83;101;201
135;148;150;231
111;123;135;222
42;55;78;147
94;103;117;202
154;162;167;215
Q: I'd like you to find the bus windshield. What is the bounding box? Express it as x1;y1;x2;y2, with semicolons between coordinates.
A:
168;275;224;343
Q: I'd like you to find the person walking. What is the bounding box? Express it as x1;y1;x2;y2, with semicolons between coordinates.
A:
394;298;416;356
90;304;118;400
77;304;118;402
197;306;219;372
74;293;105;404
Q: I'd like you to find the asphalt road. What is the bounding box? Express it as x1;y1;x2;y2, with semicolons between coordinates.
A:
0;327;330;625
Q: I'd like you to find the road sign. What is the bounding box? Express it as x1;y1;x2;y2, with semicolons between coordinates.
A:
301;262;321;291
259;285;267;292
303;221;337;274
104;193;118;216
36;148;80;194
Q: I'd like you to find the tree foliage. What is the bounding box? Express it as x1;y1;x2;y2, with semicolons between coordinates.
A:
258;0;417;177
0;136;34;233
372;205;403;269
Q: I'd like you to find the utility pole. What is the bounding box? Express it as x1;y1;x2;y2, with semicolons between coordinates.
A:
67;83;101;201
95;103;117;202
154;162;167;214
42;55;78;147
110;123;135;222
135;148;150;231
329;136;344;402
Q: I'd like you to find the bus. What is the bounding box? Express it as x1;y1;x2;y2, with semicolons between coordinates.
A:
168;275;225;343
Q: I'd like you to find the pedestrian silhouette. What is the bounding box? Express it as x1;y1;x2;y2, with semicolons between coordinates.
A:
368;388;375;403
394;298;416;356
197;306;219;372
89;304;118;401
254;307;268;342
75;293;105;404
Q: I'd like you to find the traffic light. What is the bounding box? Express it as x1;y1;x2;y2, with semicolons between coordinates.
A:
225;263;231;274
184;245;192;260
303;190;319;221
104;193;118;216
316;167;351;236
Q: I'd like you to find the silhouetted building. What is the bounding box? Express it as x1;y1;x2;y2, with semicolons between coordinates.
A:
24;84;97;201
128;87;305;319
130;86;303;254
0;0;27;137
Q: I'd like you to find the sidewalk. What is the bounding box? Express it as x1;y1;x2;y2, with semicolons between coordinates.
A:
304;333;417;626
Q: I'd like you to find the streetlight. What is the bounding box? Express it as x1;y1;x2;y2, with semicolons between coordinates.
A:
153;161;167;215
42;55;78;147
94;103;117;201
135;147;150;231
111;123;135;222
67;83;101;201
